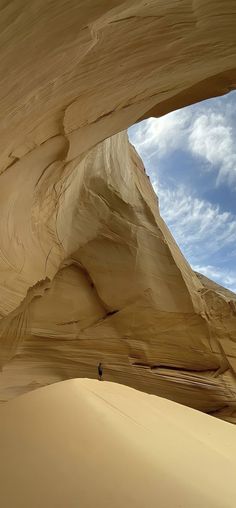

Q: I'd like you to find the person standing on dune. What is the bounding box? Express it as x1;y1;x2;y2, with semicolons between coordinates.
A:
98;362;103;381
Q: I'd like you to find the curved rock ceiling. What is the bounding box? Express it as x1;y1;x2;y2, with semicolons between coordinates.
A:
0;0;236;421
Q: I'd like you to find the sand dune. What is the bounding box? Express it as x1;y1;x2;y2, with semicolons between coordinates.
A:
0;379;235;507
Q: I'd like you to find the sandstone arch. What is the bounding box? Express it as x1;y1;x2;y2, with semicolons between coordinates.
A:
0;0;236;421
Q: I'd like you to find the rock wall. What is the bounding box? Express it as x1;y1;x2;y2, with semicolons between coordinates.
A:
0;0;236;420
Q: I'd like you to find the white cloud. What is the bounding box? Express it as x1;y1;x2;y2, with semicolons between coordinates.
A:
128;93;236;292
192;264;236;294
152;181;236;292
132;109;191;157
189;112;236;185
155;182;236;257
129;94;236;186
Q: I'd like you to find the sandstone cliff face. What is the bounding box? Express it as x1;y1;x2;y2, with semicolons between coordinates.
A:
0;0;236;420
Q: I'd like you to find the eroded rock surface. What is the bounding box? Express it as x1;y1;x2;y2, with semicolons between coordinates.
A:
0;0;236;420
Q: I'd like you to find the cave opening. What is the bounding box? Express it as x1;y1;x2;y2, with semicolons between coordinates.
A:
128;91;236;295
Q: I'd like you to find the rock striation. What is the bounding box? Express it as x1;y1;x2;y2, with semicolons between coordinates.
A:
0;0;236;420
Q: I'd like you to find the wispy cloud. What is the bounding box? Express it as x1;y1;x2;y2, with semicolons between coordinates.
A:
152;179;236;293
153;182;236;268
189;112;236;185
131;109;191;158
192;264;236;294
128;93;236;292
129;94;236;186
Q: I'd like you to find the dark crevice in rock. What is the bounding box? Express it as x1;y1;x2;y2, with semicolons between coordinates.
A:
132;361;218;374
106;310;118;317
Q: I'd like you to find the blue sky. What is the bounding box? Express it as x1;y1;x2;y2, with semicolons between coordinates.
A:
128;91;236;293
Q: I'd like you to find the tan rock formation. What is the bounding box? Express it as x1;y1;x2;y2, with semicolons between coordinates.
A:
1;379;236;507
0;1;236;420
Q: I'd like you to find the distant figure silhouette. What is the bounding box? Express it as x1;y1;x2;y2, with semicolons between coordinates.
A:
98;362;103;381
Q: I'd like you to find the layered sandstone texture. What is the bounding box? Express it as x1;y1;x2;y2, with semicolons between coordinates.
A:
1;379;236;507
0;0;236;420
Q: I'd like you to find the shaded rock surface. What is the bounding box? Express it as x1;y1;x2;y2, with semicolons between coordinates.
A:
0;0;236;421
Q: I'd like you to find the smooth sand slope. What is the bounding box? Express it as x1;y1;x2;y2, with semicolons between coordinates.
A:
0;379;236;507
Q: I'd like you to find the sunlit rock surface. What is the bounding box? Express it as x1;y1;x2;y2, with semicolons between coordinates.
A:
0;0;236;421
